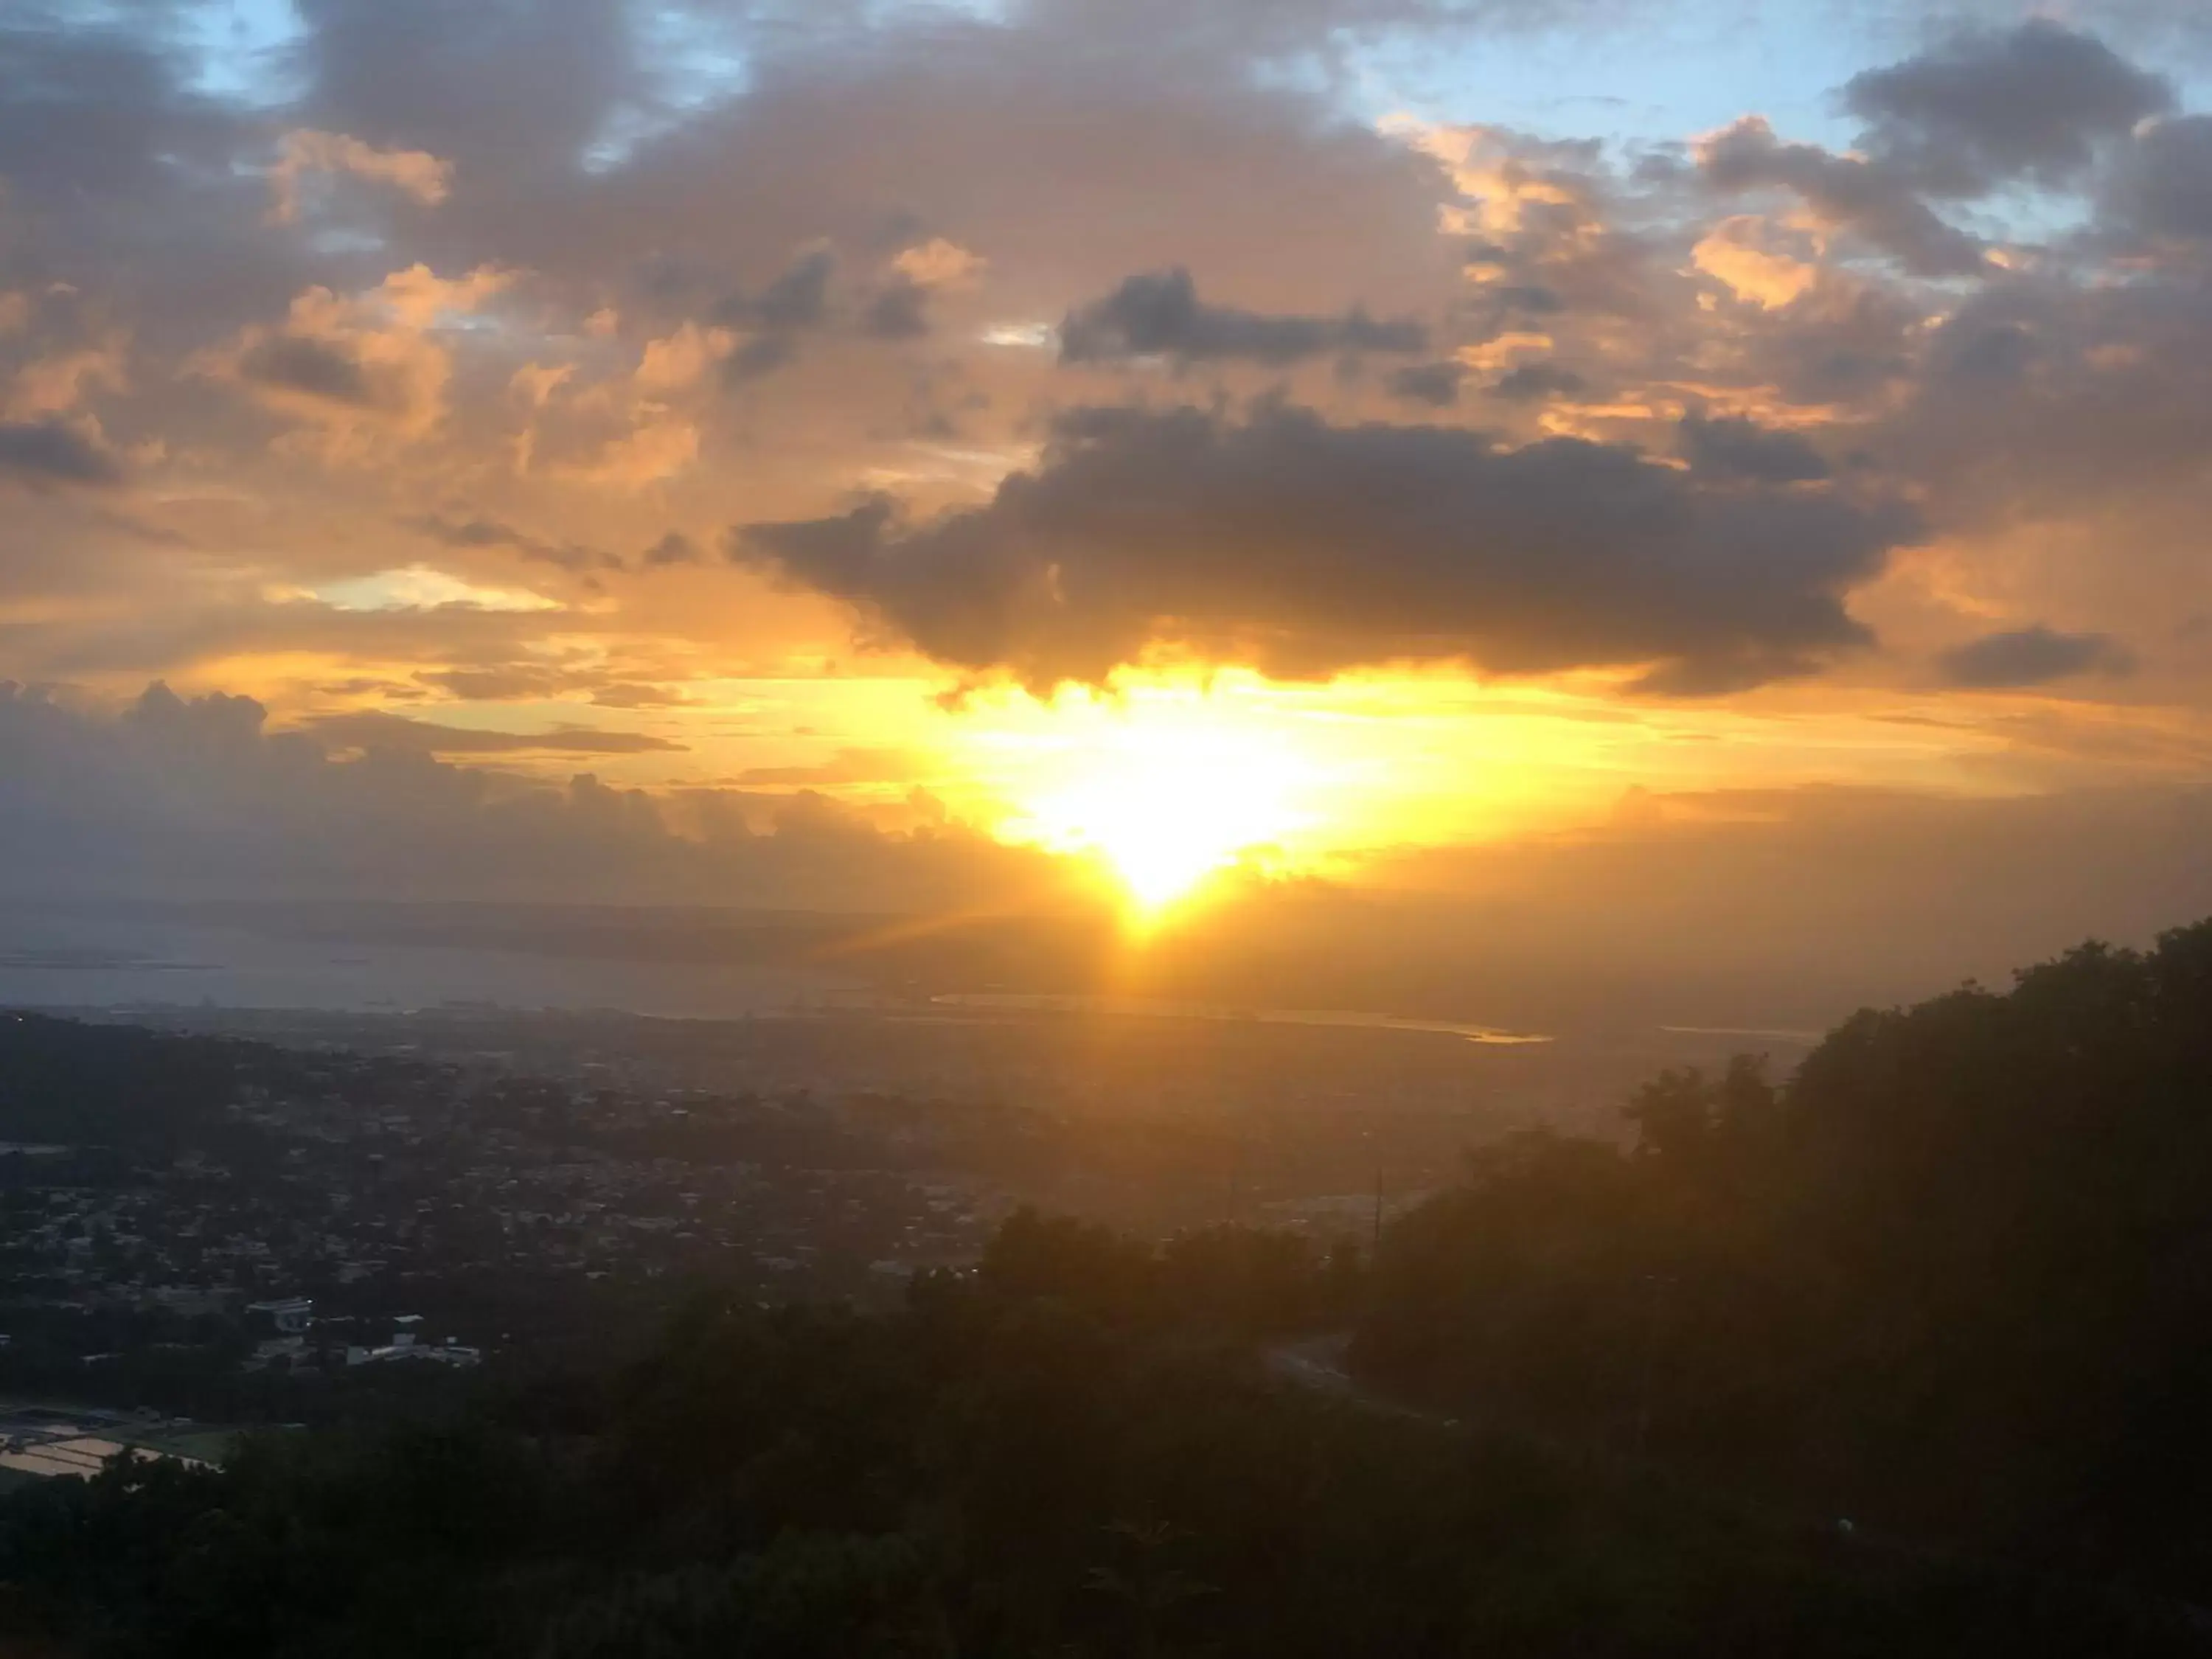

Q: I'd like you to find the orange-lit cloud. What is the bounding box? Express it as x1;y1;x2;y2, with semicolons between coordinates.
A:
265;129;454;225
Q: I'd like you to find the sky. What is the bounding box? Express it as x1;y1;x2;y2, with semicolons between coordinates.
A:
4;0;2212;1011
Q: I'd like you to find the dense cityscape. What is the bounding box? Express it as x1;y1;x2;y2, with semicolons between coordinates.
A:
0;1012;997;1412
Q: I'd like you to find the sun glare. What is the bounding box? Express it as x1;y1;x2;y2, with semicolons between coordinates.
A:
994;701;1322;916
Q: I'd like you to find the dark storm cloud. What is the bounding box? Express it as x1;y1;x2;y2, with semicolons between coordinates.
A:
307;710;685;755
734;403;1919;692
1843;21;2173;195
237;335;376;406
1937;625;2139;689
1059;268;1427;364
1698;118;1989;277
0;421;121;489
1679;414;1830;483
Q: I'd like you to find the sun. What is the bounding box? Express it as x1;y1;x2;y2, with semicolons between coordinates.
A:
990;695;1323;916
1037;749;1300;911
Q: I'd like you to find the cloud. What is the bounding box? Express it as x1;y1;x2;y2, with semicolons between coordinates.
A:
0;420;122;489
1697;117;1989;277
861;237;987;341
7;335;130;420
708;247;839;379
998;0;1621;65
307;710;686;754
12;686;2212;1026
209;265;514;456
723;247;837;333
411;668;688;709
554;411;704;487
722;335;796;384
403;512;626;574
1884;271;2212;527
0;21;243;222
238;335;376;406
291;0;635;189
1624;650;1834;698
734;746;928;786
861;278;933;341
734;403;1919;692
589;683;690;709
1691;216;1822;309
639;531;702;567
0;684;1062;912
375;263;515;330
1843;21;2171;195
633;323;734;393
1486;361;1586;402
2107;115;2212;240
265;128;454;224
310;566;560;615
1936;625;2140;689
0;0;2205;920
1059;268;1427;364
414;667;567;701
1385;361;1464;405
889;238;985;288
1678;414;1830;483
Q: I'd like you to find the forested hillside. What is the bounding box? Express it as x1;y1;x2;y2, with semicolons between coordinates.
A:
1360;921;2212;1593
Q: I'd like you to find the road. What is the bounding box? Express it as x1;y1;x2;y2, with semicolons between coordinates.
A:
1264;1331;1457;1426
